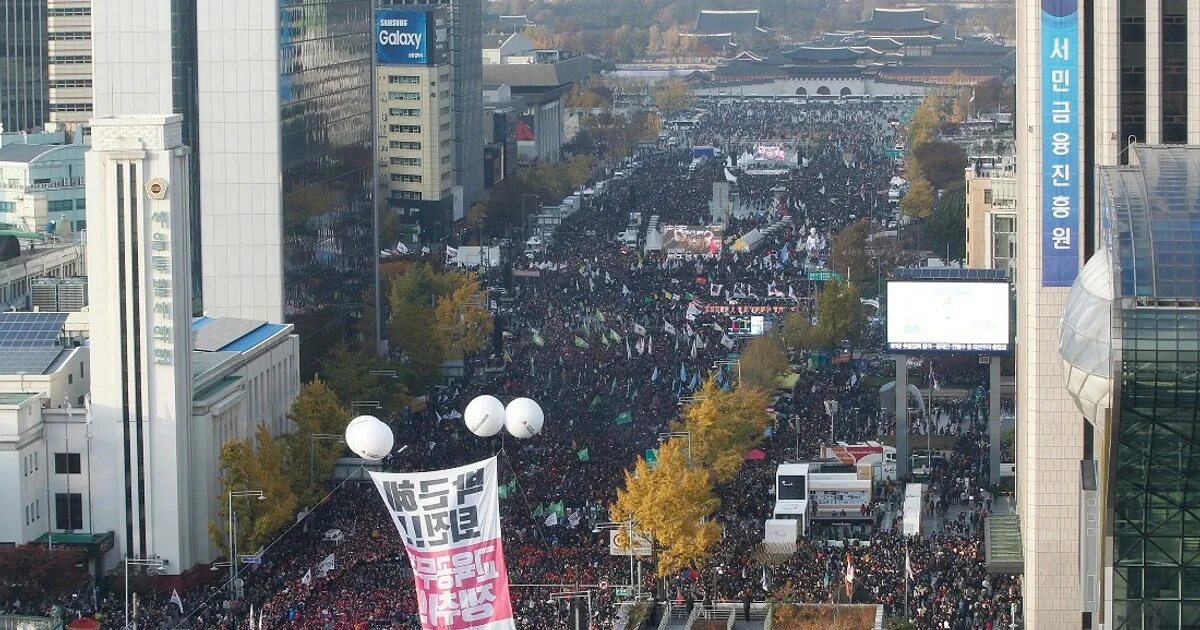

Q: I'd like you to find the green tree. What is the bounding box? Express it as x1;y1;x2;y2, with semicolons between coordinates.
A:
282;378;351;504
829;219;872;283
739;335;789;391
914;141;968;191
924;190;967;263
815;281;866;348
780;311;829;350
320;345;409;412
900;176;935;220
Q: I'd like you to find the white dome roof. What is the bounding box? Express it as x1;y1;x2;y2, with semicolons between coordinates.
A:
1059;247;1116;422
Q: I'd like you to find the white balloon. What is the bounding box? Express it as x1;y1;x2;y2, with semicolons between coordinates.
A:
505;397;544;439
464;395;506;437
344;415;394;460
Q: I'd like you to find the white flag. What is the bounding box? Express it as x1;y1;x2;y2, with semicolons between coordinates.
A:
622;284;631;295
317;553;335;577
721;334;735;349
663;321;677;336
633;323;647;336
169;589;184;614
445;245;458;261
545;512;559;527
301;569;312;586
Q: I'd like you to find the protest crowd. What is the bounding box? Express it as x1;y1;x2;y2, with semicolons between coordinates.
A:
2;98;1021;629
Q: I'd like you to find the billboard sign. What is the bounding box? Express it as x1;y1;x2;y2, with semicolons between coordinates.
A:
377;10;441;65
886;280;1012;353
1041;0;1080;286
370;458;515;630
662;225;723;257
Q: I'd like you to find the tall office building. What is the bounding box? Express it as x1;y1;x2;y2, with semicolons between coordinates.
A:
46;0;92;134
375;8;456;240
382;0;484;220
94;1;377;373
1015;0;1200;626
86;114;199;567
0;1;48;132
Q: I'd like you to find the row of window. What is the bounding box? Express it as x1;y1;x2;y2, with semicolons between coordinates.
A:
388;75;421;85
50;55;91;65
50;103;92;113
390;91;421;101
49;31;89;41
50;79;92;88
48;7;90;16
390;140;421;150
390;124;420;134
391;157;422;167
22;494;84;530
389;108;420;117
391;174;423;183
21;452;40;476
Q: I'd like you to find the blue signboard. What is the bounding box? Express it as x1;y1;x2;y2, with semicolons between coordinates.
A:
1041;0;1080;287
376;10;435;65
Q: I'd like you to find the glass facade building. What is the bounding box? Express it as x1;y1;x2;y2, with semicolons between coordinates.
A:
0;0;48;132
279;0;376;373
1064;145;1200;628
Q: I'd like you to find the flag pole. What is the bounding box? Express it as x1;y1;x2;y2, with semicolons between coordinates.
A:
904;542;910;621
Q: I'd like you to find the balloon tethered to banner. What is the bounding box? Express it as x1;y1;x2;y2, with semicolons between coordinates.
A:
462;394;545;439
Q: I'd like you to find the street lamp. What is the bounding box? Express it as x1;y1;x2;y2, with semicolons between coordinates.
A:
593;519;638;600
658;431;692;466
712;359;741;385
124;556;166;629
225;490;265;601
550;590;593;630
310;433;347;484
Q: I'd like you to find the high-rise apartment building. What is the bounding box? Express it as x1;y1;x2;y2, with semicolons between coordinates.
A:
375;8;456;240
46;0;92;134
0;1;48;132
94;1;377;373
1015;0;1200;626
382;0;484;220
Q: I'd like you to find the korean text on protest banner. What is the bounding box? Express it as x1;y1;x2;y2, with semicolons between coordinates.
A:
370;457;515;630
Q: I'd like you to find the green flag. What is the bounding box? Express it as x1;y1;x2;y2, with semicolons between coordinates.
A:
498;484;509;499
614;410;633;425
574;336;589;348
577;448;590;462
507;479;518;496
589;395;603;410
609;329;622;342
532;503;545;518
600;333;611;347
596;311;605;323
532;333;545;347
645;448;659;468
552;501;566;518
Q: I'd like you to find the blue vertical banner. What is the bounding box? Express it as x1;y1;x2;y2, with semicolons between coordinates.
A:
1041;0;1080;287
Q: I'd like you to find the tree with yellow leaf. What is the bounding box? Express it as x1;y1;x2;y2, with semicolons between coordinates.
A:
435;273;493;359
678;378;772;483
739;335;789;391
906;95;943;149
611;440;722;574
653;79;695;118
209;424;299;558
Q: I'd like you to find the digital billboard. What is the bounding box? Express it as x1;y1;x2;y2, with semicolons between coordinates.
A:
376;10;441;65
663;225;723;257
886;280;1011;353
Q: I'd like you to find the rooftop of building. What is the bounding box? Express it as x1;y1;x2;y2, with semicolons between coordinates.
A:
0;311;80;376
0;392;40;406
1099;145;1200;300
0;243;81;274
0;142;80;164
694;9;767;35
855;7;941;33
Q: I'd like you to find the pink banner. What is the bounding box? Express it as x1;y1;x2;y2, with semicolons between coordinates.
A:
371;457;516;630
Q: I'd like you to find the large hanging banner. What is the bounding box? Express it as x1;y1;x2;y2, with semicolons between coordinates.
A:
1041;0;1080;287
370;457;515;630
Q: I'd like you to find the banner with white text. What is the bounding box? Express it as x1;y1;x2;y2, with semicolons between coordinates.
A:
370;457;515;630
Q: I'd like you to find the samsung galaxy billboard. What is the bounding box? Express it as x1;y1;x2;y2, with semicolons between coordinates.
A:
376;10;440;65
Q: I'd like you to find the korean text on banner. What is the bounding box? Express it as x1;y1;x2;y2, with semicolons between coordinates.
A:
1041;0;1080;287
370;457;515;630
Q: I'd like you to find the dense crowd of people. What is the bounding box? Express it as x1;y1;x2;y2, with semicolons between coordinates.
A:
3;98;1021;629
